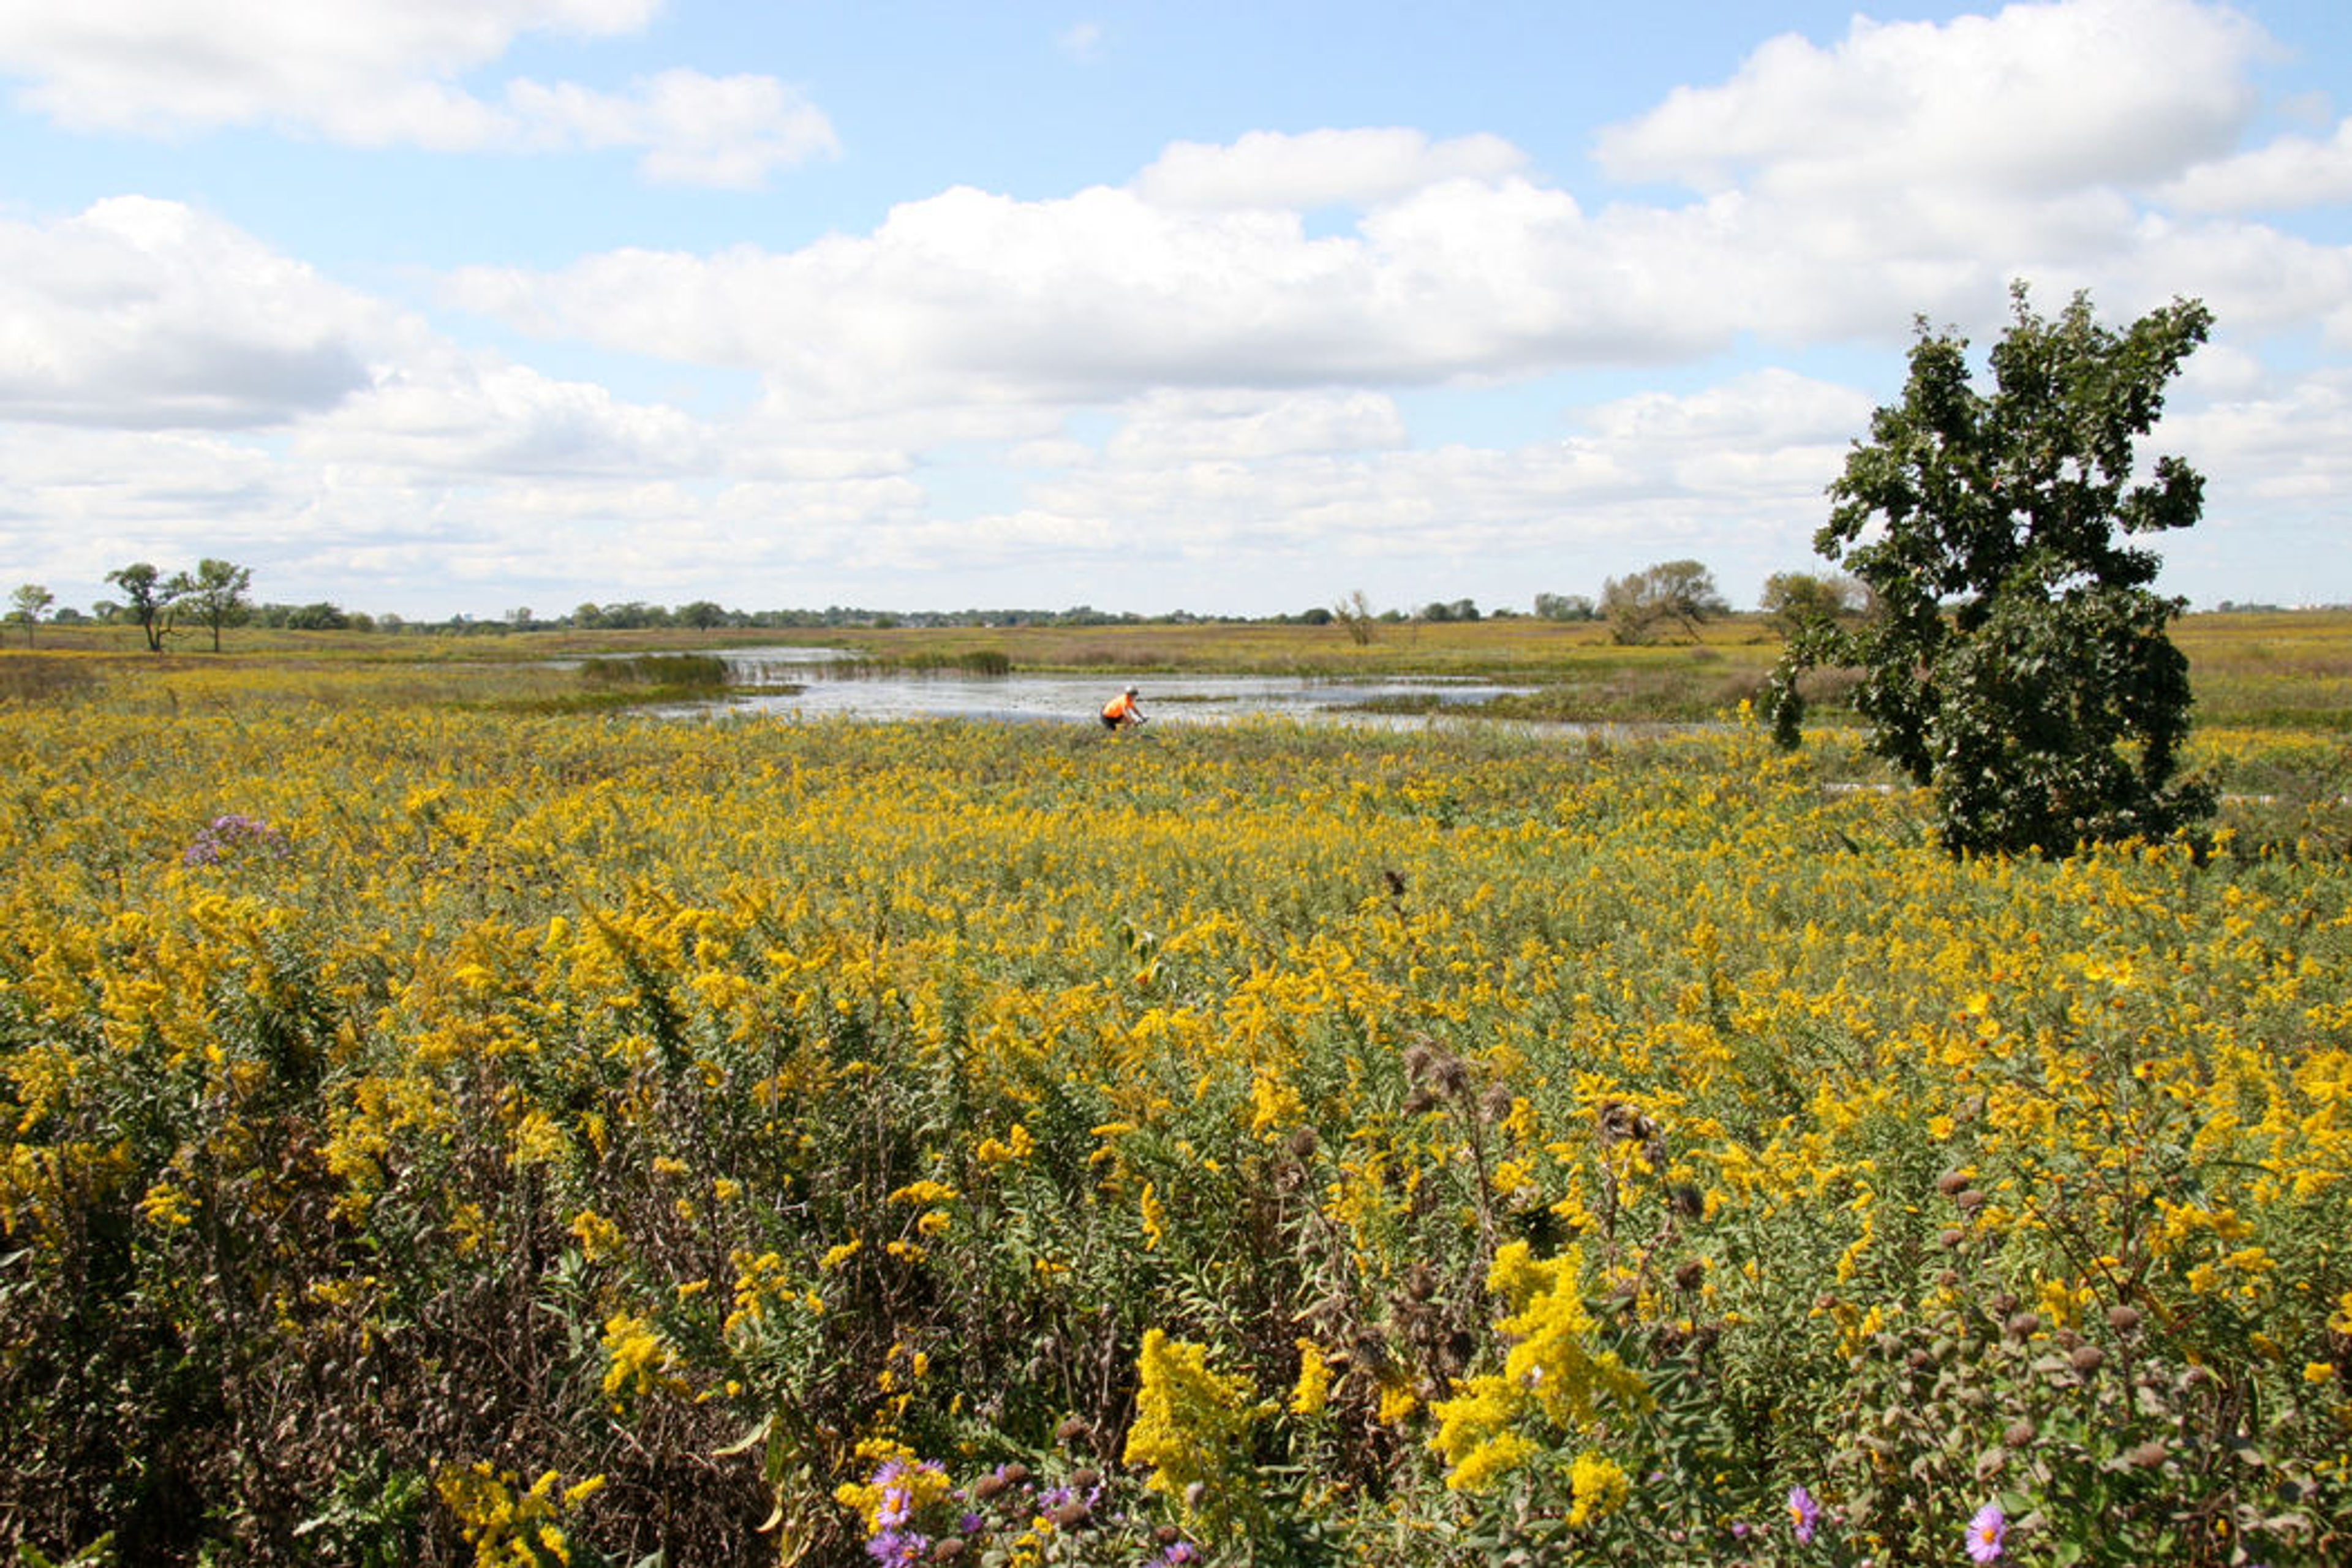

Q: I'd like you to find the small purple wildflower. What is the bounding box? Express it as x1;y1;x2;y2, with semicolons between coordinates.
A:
1966;1502;2007;1563
1789;1485;1820;1545
864;1528;929;1564
1162;1544;1197;1564
183;813;287;867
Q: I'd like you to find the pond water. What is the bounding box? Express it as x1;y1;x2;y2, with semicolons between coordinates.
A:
669;646;1541;729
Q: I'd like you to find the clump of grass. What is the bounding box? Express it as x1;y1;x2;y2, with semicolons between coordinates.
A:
578;653;731;690
888;649;1015;675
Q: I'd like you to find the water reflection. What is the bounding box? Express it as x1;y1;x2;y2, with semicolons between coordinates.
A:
674;647;1539;729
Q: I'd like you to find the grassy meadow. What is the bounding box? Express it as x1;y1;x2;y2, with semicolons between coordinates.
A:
2;621;2350;1565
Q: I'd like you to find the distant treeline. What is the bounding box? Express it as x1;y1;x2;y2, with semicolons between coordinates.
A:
42;590;2348;641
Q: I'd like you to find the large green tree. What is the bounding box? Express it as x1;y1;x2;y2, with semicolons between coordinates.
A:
170;558;254;652
105;562;181;652
1765;284;2216;856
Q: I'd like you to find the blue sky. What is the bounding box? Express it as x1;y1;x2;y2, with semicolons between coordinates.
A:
4;0;2350;620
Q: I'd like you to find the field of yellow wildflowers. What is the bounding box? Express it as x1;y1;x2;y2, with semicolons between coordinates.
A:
2;652;2348;1566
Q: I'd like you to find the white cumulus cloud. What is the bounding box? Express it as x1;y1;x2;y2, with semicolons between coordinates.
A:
1596;0;2267;199
0;197;379;428
0;0;837;184
2163;118;2352;213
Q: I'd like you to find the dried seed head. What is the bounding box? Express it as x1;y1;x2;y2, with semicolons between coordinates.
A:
2005;1418;2035;1447
1937;1170;1972;1196
2127;1439;2169;1468
1404;1263;1438;1302
1430;1054;1471;1097
931;1539;966;1561
1939;1227;1967;1250
1598;1100;1660;1144
1056;1416;1091;1446
1669;1182;1705;1219
2106;1303;2142;1332
1954;1188;1987;1213
1479;1082;1515;1123
2070;1346;2106;1373
2005;1311;2041;1340
1937;1269;1961;1288
1049;1500;1089;1528
1069;1467;1101;1491
1673;1259;1706;1292
1286;1125;1319;1161
1402;1041;1437;1082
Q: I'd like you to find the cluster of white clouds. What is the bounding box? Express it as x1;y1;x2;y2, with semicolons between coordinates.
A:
2;0;2350;614
0;0;836;184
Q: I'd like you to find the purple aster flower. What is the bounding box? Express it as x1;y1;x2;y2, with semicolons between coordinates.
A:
1966;1502;2007;1563
1789;1485;1820;1545
1163;1544;1197;1564
865;1528;929;1564
875;1483;913;1530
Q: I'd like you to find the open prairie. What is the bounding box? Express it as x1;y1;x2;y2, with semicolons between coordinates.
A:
2;632;2348;1564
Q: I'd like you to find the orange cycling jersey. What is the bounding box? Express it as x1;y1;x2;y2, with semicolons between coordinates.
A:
1102;693;1139;723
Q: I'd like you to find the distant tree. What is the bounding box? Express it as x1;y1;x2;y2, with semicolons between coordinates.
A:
105;563;181;652
284;601;350;631
1333;590;1378;646
169;559;253;652
676;600;728;630
1602;559;1728;644
571;602;606;629
9;583;53;646
1765;284;2217;857
1296;605;1333;626
598;601;668;630
1533;592;1596;622
505;606;535;630
1758;570;1868;638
